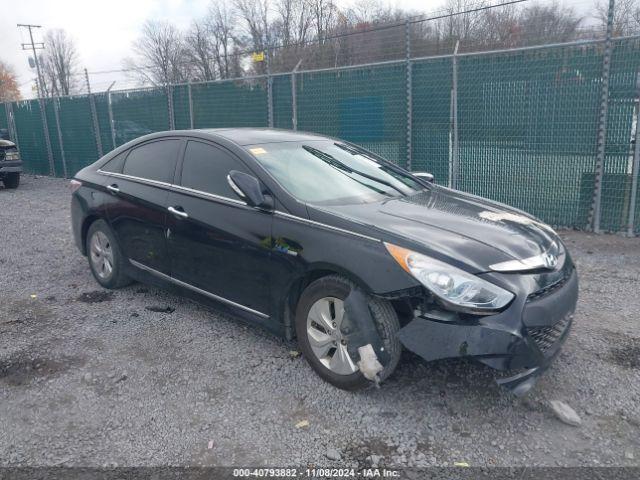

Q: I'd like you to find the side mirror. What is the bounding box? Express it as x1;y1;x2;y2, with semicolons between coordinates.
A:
227;170;273;210
413;172;435;183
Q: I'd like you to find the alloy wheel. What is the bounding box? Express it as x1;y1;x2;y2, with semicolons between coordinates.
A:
305;297;358;375
89;231;114;280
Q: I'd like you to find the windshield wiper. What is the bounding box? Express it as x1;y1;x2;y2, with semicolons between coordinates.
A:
334;143;428;190
302;145;408;196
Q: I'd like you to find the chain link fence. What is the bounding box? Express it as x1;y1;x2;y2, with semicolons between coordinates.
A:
2;35;640;235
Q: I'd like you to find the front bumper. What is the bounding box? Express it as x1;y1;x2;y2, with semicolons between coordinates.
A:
397;266;578;396
0;160;23;173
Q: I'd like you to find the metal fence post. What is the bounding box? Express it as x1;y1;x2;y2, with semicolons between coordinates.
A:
291;59;302;131
52;98;68;179
266;48;274;128
85;69;103;158
187;81;194;129
38;98;55;176
405;20;413;171
450;41;460;189
627;73;640;236
107;91;116;149
590;0;616;233
167;85;175;130
5;103;15;144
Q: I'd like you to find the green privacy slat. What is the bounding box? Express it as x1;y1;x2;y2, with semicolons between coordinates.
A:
455;44;606;228
600;38;640;232
0;104;8;132
94;93;114;155
272;75;293;130
296;64;407;165
43;99;64;177
12;100;49;175
412;57;452;183
111;88;170;146
4;37;639;233
172;84;191;130
57;96;100;176
191;78;269;128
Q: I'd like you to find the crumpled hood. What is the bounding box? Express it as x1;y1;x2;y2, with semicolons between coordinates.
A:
315;186;559;272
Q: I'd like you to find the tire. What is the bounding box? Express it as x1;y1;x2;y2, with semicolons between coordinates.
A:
85;219;131;289
295;275;401;390
2;173;19;189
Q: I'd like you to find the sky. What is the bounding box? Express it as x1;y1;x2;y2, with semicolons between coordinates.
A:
1;0;597;99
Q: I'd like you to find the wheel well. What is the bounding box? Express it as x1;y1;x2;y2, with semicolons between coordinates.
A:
283;268;373;340
80;215;101;255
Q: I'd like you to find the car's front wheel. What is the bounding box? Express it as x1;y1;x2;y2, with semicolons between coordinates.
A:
2;173;20;189
295;275;401;390
86;219;131;289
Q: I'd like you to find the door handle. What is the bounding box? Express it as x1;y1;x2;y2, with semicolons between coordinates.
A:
168;206;189;219
106;184;119;194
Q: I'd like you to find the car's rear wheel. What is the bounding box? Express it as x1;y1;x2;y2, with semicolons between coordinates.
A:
295;275;401;390
2;173;20;189
86;219;131;289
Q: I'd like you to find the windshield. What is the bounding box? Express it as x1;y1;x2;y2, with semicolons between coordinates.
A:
245;140;425;205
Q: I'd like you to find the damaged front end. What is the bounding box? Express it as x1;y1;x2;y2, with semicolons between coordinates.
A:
391;259;578;396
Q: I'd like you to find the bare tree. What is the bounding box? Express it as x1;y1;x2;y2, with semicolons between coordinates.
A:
307;0;339;44
0;60;21;102
434;0;488;45
595;0;640;36
39;29;79;97
125;20;189;86
517;4;582;45
234;0;270;50
274;0;312;46
475;5;520;49
185;20;215;81
208;2;239;79
234;0;271;74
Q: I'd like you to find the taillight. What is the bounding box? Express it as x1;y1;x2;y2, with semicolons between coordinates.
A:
69;179;82;193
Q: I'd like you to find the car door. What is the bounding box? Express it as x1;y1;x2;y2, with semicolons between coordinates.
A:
103;138;182;275
166;140;273;317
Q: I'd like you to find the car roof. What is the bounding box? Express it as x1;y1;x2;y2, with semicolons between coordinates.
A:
196;128;329;146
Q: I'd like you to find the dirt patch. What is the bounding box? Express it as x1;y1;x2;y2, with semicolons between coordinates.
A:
77;291;114;303
0;298;54;326
343;437;397;467
145;305;175;313
608;337;640;369
0;354;86;386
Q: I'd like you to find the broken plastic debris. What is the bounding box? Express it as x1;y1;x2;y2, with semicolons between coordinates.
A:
207;440;214;450
30;294;37;299
295;420;309;429
454;462;470;467
549;400;582;426
288;350;301;359
357;344;383;383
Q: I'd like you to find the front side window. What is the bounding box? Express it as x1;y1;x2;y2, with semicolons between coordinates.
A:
245;140;424;205
180;141;247;197
122;139;181;183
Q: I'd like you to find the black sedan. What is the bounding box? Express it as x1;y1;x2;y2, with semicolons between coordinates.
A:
71;128;578;394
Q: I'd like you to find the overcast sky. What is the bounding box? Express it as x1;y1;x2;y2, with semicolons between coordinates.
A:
1;0;596;99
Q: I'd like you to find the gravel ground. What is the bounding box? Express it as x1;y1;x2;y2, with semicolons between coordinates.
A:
0;175;639;468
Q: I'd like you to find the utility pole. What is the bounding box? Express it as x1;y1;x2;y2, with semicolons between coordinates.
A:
17;23;55;175
17;24;45;97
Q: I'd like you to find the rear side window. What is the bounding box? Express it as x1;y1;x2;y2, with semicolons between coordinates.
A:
101;151;128;173
122;139;181;183
180;141;247;197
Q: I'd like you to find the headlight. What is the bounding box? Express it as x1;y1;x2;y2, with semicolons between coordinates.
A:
384;243;514;313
